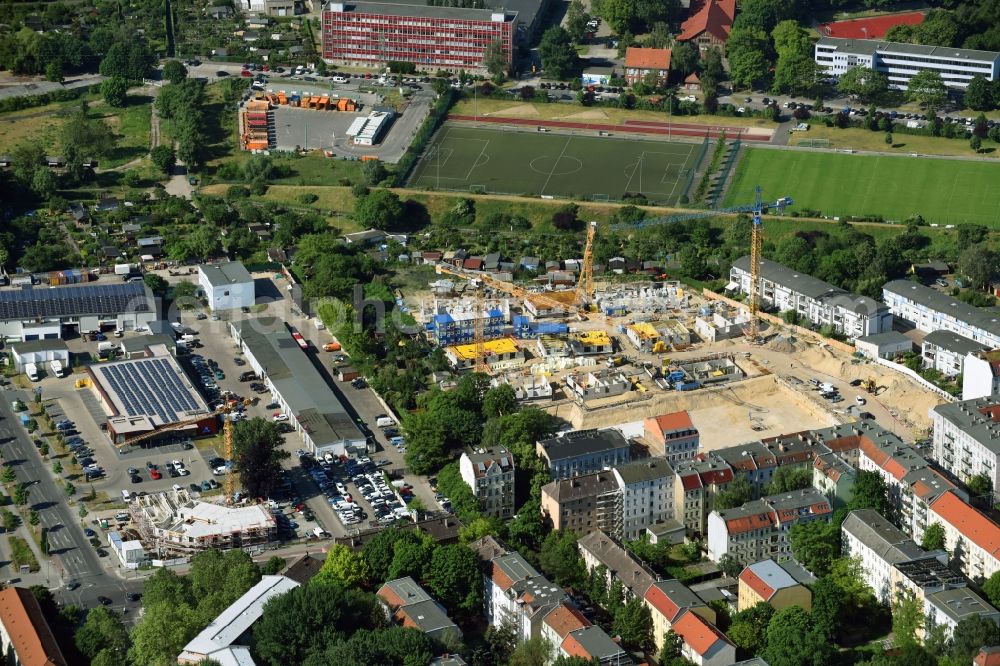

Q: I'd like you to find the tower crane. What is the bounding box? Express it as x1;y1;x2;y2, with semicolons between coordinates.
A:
611;187;792;340
575;221;597;308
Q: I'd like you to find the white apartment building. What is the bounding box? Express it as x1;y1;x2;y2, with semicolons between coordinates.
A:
922;330;988;378
883;280;1000;348
613;459;675;541
459;447;515;519
930;397;1000;491
730;256;892;339
928;490;1000;583
963;351;1000;401
814;37;1000;89
707;489;833;565
841;509;934;604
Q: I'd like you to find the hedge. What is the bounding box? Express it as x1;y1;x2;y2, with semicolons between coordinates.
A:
394;88;457;186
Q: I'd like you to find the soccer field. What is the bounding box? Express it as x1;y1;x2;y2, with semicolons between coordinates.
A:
408;124;702;204
725;148;1000;226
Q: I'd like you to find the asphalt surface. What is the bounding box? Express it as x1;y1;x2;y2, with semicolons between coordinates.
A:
0;74;102;101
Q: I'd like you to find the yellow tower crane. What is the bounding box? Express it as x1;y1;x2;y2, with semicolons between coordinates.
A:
575;221;597;309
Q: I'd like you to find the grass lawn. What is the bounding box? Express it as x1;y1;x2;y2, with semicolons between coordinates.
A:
725;147;1000;225
7;535;39;572
409;124;700;204
94;96;152;168
789;123;1000;158
450;97;778;130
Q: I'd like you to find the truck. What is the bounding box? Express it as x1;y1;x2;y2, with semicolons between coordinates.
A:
290;328;308;350
49;359;64;377
820;382;836;394
114;263;134;276
97;341;115;360
25;363;39;382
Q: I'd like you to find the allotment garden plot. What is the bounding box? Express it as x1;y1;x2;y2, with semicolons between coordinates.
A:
408;124;702;204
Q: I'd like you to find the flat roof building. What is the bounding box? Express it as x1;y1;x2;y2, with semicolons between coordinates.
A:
922;330;989;379
884;279;1000;348
8;338;69;374
232;321;365;456
198;261;255;312
178;575;299;664
0;281;156;341
815;36;1000;89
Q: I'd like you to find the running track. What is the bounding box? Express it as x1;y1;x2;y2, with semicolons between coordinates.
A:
449;115;774;142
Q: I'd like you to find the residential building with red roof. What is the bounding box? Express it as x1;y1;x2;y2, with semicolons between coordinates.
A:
643;410;699;463
0;587;67;666
813;451;857;507
671;608;736;666
976;646;1000;666
672;458;735;534
376;577;462;643
929;490;1000;582
624;47;671;86
677;0;736;48
645;578;717;656
707;488;832;565
738;558;814;611
540;603;589;661
560;626;631;664
818;10;925;40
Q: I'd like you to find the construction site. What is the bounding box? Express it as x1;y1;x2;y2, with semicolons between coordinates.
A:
408;205;944;447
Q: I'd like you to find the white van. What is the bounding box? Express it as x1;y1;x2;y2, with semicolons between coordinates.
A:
375;416;395;428
25;363;39;382
121;489;132;502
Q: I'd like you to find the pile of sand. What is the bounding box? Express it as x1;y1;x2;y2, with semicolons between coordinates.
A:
768;335;799;354
562;109;610;121
483;104;538;118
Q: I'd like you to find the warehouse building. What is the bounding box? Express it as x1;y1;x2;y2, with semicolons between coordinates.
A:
0;281;156;341
231;321;366;456
321;1;516;71
730;256;892;338
8;339;70;374
88;345;217;445
198;261;255;312
814;37;1000;89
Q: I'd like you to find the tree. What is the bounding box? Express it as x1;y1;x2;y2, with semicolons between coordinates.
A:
75;606;129;661
426;544;482;616
483;39;507;82
762;606;833;666
45;61;63;83
969;473;993;500
765;466;812;495
984;570;1000;609
965;75;995;111
304;626;436;666
907;70;948;108
232;417;288;499
920;522;946;552
892;590;923;649
613;598;653;651
914;9;959;47
61;111;117;158
670;42;697;79
539;531;586;588
482;384;518;419
714;476;752;510
837;66;889;103
14;483;30;505
789;520;839;575
99;41;154;81
1;465;16;484
314;544;372;588
360;159;389;187
849;470;892;518
949;614;1000;663
811;575;842;641
565;0;591;43
100;77;128;108
172;280;198;305
128;602;202;666
727;27;770;89
162;60;188;85
885;131;894;146
51;461;62;475
508;637;552;666
958;244;999;290
728;602;773;654
143;273;168;296
150;145;176;176
717;553;742;578
539;26;578;80
188;549;262;623
354;188;405;231
971;134;983;153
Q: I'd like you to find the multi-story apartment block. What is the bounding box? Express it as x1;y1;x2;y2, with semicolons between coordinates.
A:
0;587;67;666
925;587;1000;638
883;280;1000;348
376;577;462;643
540;471;621;536
673;458;735;535
578;531;658;604
644;579;734;665
730;256;892;338
931;397;1000;492
928;490;1000;583
422;298;510;346
737;558;815;612
536;429;631;480
814;37;1000;89
471;536;567;643
964;351;1000;401
643;411;700;463
922;330;988;378
321;2;515;72
459;447;515;518
707;488;833;565
614;459;675;541
813;452;856;507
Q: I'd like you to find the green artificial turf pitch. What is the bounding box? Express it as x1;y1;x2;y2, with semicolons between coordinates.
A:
408;124;700;204
724;147;1000;226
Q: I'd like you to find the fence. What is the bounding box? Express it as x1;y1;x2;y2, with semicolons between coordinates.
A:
708;139;741;208
873;357;957;402
681;137;710;201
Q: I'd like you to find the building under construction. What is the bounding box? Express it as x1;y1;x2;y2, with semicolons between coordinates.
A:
130;489;277;558
421;297;510;346
445;338;525;372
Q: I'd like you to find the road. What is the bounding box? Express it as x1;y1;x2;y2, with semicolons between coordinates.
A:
0;392;145;615
0;73;103;101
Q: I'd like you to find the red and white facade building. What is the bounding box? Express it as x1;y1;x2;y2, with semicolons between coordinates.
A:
321;1;515;71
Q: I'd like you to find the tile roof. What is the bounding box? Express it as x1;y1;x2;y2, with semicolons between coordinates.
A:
976;646;1000;666
648;410;694;433
644;579;705;623
930;491;1000;559
678;0;736;42
0;587;67;666
542;602;589;639
625;47;672;70
672;608;732;657
562;626;628;662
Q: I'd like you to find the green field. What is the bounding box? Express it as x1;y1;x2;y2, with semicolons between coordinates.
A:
408;124;702;204
725;148;1000;225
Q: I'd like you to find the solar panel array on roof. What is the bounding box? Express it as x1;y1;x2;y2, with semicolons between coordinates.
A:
95;357;202;424
0;283;151;319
